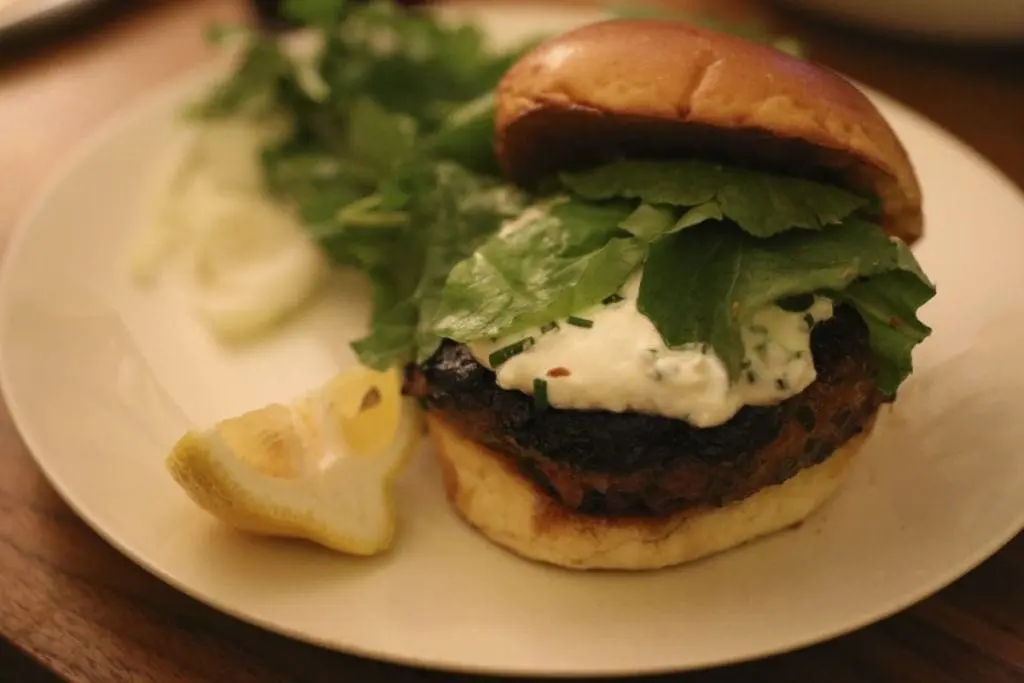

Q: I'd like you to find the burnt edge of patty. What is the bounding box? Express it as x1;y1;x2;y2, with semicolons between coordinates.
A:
407;306;887;518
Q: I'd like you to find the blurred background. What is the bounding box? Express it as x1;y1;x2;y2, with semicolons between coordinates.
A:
1;0;1021;189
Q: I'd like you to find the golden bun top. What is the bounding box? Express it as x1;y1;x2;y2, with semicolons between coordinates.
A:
496;19;923;244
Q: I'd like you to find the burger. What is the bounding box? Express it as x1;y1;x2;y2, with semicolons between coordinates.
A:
404;19;936;570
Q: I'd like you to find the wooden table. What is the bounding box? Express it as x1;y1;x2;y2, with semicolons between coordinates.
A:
1;1;1022;681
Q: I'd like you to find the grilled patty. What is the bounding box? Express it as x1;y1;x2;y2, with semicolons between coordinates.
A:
407;306;886;518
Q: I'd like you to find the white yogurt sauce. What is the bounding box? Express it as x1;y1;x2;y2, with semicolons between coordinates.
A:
469;273;833;428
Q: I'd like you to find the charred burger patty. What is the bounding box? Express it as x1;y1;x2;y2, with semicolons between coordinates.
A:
408;306;886;518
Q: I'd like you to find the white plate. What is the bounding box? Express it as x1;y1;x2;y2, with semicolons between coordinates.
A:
2;5;1024;678
0;0;108;35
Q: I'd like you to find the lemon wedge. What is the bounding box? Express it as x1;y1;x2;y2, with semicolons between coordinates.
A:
166;366;422;555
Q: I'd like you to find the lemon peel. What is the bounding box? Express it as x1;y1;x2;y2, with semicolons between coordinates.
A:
166;366;422;555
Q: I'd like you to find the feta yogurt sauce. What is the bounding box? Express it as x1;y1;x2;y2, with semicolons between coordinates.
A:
469;273;833;428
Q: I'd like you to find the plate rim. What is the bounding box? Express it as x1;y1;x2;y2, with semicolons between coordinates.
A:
0;0;111;36
2;11;1024;677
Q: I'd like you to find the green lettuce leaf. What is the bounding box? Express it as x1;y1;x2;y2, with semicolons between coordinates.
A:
188;35;294;119
320;1;540;132
350;299;419;371
835;242;936;393
636;219;933;391
561;160;870;238
192;1;541;243
431;198;645;341
417;92;502;176
350;162;528;370
282;0;347;28
189;1;932;393
618;203;678;241
346;97;418;174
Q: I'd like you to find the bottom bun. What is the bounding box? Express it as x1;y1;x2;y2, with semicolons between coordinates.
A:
426;413;876;571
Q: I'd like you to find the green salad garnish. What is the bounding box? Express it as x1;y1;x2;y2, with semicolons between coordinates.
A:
430;160;934;395
190;0;934;397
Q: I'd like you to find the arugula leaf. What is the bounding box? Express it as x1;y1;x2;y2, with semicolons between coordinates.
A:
636;219;895;369
259;141;375;234
351;162;528;369
322;1;540;132
317;220;408;271
189;35;293;119
562;160;870;238
674;202;724;232
193;1;541;235
346;97;418;173
418;92;501;175
836;242;936;394
618;202;727;241
282;0;348;28
431;198;645;342
351;299;420;371
636;219;931;387
410;169;529;362
619;204;677;241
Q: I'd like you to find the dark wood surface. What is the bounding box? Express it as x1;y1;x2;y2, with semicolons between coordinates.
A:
1;1;1023;681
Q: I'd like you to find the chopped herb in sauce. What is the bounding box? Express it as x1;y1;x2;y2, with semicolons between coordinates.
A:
566;316;594;328
533;378;549;411
488;337;535;367
775;378;789;391
540;322;559;334
803;313;816;329
602;293;625;305
746;370;758;384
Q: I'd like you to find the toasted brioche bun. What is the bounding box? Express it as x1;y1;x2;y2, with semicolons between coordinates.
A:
496;19;922;245
427;413;876;571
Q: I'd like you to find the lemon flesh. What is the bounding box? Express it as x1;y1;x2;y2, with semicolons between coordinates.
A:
166;366;421;555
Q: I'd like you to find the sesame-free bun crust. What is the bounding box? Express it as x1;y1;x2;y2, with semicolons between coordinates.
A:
427;413;876;571
497;19;923;244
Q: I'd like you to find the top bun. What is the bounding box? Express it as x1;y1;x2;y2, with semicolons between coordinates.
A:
496;19;923;244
